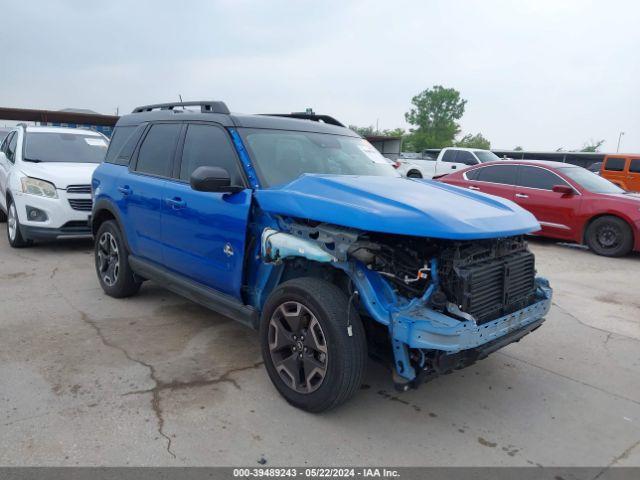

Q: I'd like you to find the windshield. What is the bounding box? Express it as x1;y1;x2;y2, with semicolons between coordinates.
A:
24;132;108;163
239;129;400;187
474;150;500;163
558;166;625;194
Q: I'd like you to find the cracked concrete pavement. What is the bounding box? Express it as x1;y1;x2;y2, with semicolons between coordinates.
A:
0;234;638;467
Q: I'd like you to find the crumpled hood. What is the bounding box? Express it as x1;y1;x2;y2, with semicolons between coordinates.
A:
254;174;540;240
20;162;99;190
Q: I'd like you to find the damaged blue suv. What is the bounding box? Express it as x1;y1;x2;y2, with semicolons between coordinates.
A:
91;101;552;412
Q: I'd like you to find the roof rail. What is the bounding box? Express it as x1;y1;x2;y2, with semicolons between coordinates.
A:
132;101;230;115
260;112;345;127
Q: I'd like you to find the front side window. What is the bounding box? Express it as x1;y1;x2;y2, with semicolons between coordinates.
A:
558;167;624;194
474;165;517;185
518;166;568;190
474;150;500;163
456;151;477;165
441;150;457;163
6;132;18;162
23;132;108;163
179;124;243;184
135;123;181;177
629;159;640;174
239;129;399;187
604;157;626;172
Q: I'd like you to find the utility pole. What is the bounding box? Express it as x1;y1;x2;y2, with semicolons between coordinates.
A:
616;131;625;153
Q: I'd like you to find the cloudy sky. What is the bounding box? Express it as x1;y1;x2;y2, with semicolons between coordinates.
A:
1;0;638;152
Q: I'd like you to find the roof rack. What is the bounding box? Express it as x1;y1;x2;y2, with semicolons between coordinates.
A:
260;112;345;127
132;101;230;115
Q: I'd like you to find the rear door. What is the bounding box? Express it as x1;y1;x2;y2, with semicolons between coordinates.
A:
514;165;581;239
161;122;252;299
627;158;640;192
602;156;629;190
122;122;182;263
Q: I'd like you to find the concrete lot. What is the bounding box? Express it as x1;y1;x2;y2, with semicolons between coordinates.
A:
0;233;638;467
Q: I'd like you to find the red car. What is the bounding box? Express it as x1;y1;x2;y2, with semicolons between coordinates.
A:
438;160;640;257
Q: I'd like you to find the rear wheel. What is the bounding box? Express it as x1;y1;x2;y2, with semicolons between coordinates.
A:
7;199;32;248
94;220;141;297
585;216;633;257
407;170;423;179
260;277;367;412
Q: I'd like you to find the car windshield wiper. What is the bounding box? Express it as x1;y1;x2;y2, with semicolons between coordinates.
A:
23;157;43;163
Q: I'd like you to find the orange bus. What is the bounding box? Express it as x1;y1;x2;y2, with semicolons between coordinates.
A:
600;154;640;192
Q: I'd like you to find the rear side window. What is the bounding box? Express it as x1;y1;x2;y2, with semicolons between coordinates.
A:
465;168;482;180
629;159;640;173
441;150;457;163
518;166;567;190
178;124;243;184
135;124;181;177
105;126;142;166
475;165;517;185
605;157;626;172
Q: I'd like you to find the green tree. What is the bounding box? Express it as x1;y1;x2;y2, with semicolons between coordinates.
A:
348;125;376;137
580;139;605;152
514;146;523;151
455;133;491;149
404;85;467;151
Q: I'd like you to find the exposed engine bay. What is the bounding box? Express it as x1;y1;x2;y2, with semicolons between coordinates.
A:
263;220;538;325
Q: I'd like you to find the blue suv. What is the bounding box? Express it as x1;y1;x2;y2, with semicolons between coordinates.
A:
92;101;552;412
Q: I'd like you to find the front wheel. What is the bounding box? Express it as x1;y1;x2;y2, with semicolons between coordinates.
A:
94;220;141;297
407;170;423;179
260;277;367;412
585;216;634;257
7;199;32;248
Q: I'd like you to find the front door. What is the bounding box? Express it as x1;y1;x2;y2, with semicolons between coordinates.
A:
161;123;251;300
514;165;582;239
0;132;17;212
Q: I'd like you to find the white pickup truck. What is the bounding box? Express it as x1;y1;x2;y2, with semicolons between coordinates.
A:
395;147;501;179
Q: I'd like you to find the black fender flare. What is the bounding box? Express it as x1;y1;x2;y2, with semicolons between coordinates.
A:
92;198;133;253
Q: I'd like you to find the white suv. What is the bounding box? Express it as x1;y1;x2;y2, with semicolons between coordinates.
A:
0;125;108;247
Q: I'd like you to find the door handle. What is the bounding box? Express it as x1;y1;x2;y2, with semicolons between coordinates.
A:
451;165;457;169
166;197;186;209
515;193;529;199
118;186;132;196
468;186;480;191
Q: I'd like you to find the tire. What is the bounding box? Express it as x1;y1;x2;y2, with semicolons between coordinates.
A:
94;220;141;298
260;277;367;412
585;216;634;257
407;170;423;179
6;199;32;248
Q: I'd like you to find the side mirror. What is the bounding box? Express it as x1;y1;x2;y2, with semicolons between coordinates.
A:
190;166;243;193
552;184;575;195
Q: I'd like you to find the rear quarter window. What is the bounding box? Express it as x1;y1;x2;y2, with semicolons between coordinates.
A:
105;125;145;166
604;157;627;172
629;159;640;174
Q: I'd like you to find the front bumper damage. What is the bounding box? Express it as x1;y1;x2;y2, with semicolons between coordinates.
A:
260;225;553;389
344;261;552;386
